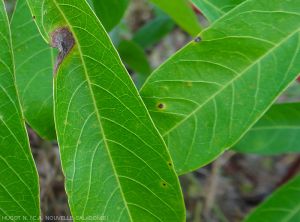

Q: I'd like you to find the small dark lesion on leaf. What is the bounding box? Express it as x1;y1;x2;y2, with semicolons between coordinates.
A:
167;161;174;170
32;15;36;19
160;180;168;188
157;102;166;110
194;36;202;43
51;27;75;75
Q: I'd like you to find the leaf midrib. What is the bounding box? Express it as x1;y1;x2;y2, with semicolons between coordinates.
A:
161;27;300;137
52;1;133;220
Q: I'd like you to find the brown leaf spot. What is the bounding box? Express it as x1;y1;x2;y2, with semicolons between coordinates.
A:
157;103;166;110
51;27;75;75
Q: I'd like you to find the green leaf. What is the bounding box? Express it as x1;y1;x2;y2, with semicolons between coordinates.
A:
10;0;56;140
27;0;185;221
234;103;300;155
191;0;245;23
244;174;300;222
0;1;40;219
91;0;129;32
132;13;175;49
149;0;201;36
117;39;151;87
140;0;300;174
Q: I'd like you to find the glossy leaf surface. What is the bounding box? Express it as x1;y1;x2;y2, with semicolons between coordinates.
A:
27;0;185;221
11;0;55;140
0;1;40;219
244;174;300;222
234;103;300;155
149;0;201;36
191;0;245;23
141;0;300;174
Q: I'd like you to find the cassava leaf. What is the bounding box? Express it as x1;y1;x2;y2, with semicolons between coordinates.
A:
149;0;201;36
244;174;300;222
191;0;245;23
10;0;56;140
91;0;129;32
140;0;300;174
0;1;40;219
26;0;185;221
234;103;300;155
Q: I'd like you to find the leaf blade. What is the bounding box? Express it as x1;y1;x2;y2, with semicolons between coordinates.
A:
0;1;40;219
234;103;300;155
10;0;55;140
91;0;129;32
149;0;201;36
140;0;300;174
244;174;300;222
191;0;245;23
27;0;185;221
132;13;175;49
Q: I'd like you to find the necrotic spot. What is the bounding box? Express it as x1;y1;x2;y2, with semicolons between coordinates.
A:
157;103;165;110
51;27;75;74
194;36;202;43
160;180;168;188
